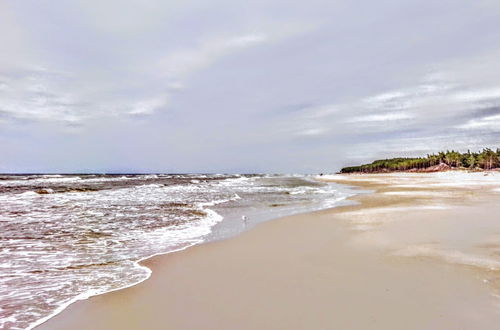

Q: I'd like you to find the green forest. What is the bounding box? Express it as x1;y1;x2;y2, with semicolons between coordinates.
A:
340;148;500;173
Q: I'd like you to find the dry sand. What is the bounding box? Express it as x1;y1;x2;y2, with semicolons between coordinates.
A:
37;173;500;330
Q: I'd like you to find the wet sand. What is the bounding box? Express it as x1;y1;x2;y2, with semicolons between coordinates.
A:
37;173;500;330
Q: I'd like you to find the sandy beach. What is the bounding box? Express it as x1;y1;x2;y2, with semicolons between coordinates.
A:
37;172;500;330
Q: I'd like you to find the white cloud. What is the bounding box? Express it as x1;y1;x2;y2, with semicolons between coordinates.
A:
0;67;170;125
363;91;409;103
457;114;500;130
452;87;500;102
227;34;268;47
157;33;268;80
3;0;500;173
299;104;339;119
1;0;318;133
296;127;328;136
361;82;456;113
128;96;169;115
0;68;86;124
0;32;272;126
280;55;500;145
346;112;414;123
275;103;339;138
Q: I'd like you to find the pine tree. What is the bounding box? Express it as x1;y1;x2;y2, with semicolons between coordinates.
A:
340;148;499;173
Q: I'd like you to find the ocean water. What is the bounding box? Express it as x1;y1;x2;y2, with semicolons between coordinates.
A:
0;174;354;330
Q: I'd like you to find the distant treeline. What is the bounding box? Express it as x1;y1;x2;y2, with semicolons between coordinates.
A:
341;148;500;173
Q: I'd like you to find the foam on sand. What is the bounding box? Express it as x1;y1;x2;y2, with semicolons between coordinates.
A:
393;245;500;271
321;171;500;189
383;191;448;197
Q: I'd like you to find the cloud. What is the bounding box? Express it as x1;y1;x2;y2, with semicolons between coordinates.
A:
457;113;500;130
0;66;172;125
276;49;500;159
0;16;307;129
2;0;500;172
296;127;328;136
0;32;271;126
128;96;170;116
346;112;415;123
157;33;268;82
0;68;86;124
228;34;268;47
452;87;500;102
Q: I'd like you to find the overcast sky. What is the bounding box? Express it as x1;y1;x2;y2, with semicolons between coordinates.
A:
1;0;500;173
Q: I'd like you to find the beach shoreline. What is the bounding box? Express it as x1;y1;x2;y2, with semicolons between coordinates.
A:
37;173;500;330
1;174;350;330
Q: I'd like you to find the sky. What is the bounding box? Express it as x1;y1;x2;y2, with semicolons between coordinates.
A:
1;0;500;173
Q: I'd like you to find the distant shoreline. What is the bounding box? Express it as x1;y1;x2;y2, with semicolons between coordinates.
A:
340;148;500;174
338;167;500;174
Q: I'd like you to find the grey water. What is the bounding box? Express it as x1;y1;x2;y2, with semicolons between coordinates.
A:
0;174;355;330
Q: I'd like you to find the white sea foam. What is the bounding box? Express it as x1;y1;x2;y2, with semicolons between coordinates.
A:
25;239;202;330
19;191;38;197
383;191;445;196
1;174;350;330
346;205;449;216
393;245;500;271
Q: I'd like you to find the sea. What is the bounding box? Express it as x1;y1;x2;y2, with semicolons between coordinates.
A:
0;174;355;330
